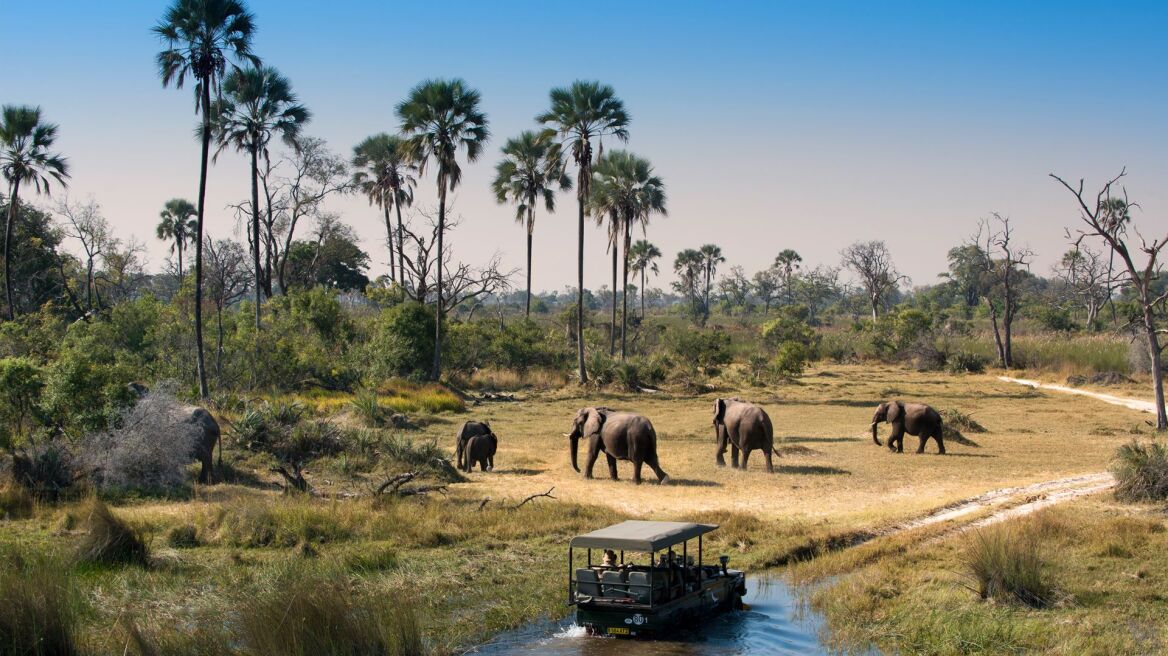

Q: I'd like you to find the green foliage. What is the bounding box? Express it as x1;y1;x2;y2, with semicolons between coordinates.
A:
366;302;435;381
667;329;731;377
1112;440;1168;502
772;341;811;379
11;440;77;500
1036;306;1079;332
965;526;1050;607
946;350;989;374
0;357;44;446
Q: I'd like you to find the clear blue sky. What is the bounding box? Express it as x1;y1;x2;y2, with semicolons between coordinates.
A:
2;0;1165;292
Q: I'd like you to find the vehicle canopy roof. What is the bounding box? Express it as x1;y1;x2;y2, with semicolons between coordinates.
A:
569;520;719;552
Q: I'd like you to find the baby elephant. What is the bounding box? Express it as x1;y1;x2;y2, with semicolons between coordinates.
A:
462;432;497;472
455;420;493;471
713;398;778;473
871;401;945;454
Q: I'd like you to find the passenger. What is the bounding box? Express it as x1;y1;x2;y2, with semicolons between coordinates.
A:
602;549;618;567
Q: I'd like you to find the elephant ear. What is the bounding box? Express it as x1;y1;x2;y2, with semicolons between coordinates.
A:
584;408;607;436
888;401;905;422
713;399;726;425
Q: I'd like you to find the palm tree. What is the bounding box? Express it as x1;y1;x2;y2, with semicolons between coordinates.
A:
156;198;198;281
491;131;570;318
674;249;704;316
353;134;417;288
699;244;725;317
397;78;489;381
0;106;69;321
629;240;661;321
155;0;258;400
591;151;665;359
213;65;309;330
537;81;630;383
774;248;802;305
587;162;623;356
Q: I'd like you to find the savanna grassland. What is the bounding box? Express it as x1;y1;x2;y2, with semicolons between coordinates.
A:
3;362;1164;654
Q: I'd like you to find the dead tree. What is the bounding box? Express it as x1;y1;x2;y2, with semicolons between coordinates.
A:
840;240;908;321
399;209;515;313
1053;246;1115;329
1052;170;1166;430
971;214;1034;369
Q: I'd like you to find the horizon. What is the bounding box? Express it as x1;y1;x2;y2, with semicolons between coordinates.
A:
2;0;1166;295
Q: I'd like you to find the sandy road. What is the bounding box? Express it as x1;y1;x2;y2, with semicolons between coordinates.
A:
999;376;1167;415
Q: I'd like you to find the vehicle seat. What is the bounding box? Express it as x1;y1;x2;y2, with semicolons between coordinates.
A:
600;570;628;598
626;571;651;604
576;568;601;598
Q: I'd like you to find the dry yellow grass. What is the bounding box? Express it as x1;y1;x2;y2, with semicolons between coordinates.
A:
408;363;1146;533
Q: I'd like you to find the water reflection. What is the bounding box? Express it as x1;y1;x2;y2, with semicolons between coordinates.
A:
471;575;870;655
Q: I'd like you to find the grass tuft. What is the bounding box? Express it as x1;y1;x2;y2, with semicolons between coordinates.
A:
0;551;81;656
235;562;426;656
964;526;1050;607
0;482;35;520
1112;439;1168;502
165;523;199;549
75;498;149;567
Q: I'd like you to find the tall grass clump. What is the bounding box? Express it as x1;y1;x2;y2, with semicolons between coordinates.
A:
0;551;82;655
0;482;34;519
75;498;149;567
964;526;1050;607
1112;439;1168;502
236;563;425;656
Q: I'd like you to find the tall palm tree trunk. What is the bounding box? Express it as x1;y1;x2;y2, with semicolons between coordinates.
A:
194;82;212;400
640;266;646;321
177;241;184;283
576;169;587;383
4;180;19;320
250;145;262;331
431;177;446;381
394;196;406;290
610;230;617;356
620;218;630;361
525;206;533;318
383;202;396;284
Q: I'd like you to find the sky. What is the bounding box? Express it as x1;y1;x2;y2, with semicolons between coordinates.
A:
2;0;1166;295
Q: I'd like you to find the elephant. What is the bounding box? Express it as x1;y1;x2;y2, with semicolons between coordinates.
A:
455;420;493;470
565;407;669;485
713;398;778;472
127;383;221;483
871;401;945;454
462;432;497;472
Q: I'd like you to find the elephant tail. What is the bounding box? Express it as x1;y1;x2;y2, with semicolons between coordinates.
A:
772;446;781;458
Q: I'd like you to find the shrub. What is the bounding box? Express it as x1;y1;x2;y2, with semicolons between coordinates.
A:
10;439;77;501
0;356;45;447
1112;440;1168;502
1036;306;1078;332
667;329;732;377
964;526;1050;607
772;341;811;379
350;388;385;426
0;483;34;520
946;350;988;374
75;498;149;567
941;408;987;433
0;551;81;656
235;564;425;656
366;302;435;381
81;388;202;494
381;435;464;483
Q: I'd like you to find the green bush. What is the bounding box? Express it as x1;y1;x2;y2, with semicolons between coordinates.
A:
667;329;732;377
0;357;45;447
1036;306;1079;333
772;341;811;379
365;303;435;381
946;350;989;374
1112;440;1168;502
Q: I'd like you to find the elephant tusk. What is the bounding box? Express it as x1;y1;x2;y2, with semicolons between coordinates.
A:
562;433;572;438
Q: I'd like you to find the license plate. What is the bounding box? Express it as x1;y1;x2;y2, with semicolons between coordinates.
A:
607;627;630;635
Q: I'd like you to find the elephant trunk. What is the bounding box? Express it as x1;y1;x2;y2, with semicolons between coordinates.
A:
570;435;580;473
871;422;882;446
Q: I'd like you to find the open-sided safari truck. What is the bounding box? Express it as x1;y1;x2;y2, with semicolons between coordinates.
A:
568;520;747;638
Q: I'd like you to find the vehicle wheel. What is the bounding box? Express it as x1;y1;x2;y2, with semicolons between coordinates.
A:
728;591;744;611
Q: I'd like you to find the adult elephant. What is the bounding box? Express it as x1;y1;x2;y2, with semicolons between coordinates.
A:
871;401;945;454
565;407;669;485
455;420;493;470
462;432;497;472
127;383;221;484
712;398;778;472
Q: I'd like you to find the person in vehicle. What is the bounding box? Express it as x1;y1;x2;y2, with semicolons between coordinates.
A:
603;549;618;567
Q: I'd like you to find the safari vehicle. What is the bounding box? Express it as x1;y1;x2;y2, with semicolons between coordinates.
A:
568;520;747;638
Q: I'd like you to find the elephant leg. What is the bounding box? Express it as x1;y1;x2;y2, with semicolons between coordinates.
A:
583;439;602;479
633;459;644;485
715;430;727;467
916;434;927;454
606;454;619;480
741;447;752;470
764;446;774;474
890;427;905;453
934;428;946;455
198;454;213;485
488;453;495;471
479;457;488;472
731;443;740;469
646;453;669;484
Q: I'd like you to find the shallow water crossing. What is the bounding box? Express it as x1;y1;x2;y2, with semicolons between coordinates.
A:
471;576;871;655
